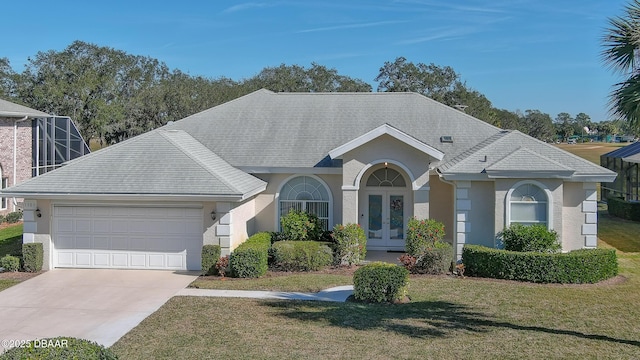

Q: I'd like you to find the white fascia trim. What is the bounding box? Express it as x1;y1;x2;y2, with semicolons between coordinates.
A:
485;170;575;179
0;193;246;202
328;124;445;161
238;167;343;175
437;173;489;181
240;184;268;200
568;174;618;183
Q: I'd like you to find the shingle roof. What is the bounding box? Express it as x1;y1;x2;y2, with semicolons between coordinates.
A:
0;98;49;118
165;89;502;168
439;130;616;179
3;129;266;198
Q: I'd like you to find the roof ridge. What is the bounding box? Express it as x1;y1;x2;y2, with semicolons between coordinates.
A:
158;130;243;194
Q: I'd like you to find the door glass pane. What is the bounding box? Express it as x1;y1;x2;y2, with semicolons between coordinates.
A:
389;195;404;239
368;195;382;239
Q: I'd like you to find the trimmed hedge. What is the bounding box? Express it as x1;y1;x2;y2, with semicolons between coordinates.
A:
608;196;640;221
229;232;271;278
271;241;333;271
499;223;560;253
332;223;367;266
280;210;323;241
4;211;22;224
201;244;221;275
401;242;453;274
353;262;409;303
462;245;618;284
0;255;20;272
0;337;118;359
22;243;43;273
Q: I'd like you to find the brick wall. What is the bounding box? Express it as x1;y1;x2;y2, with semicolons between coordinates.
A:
0;117;33;215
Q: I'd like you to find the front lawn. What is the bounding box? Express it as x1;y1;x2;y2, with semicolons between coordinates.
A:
0;223;23;257
112;252;640;359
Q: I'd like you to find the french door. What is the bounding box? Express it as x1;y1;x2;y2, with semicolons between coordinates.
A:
365;191;408;251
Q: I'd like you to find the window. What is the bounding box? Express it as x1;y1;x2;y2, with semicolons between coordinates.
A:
508;183;548;226
366;168;406;187
1;166;6;210
279;176;331;230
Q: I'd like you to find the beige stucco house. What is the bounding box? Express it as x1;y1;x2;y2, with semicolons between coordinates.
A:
1;90;616;271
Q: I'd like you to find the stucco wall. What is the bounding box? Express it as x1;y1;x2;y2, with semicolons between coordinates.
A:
467;181;496;247
563;182;597;251
229;198;257;251
0;117;32;214
428;175;454;241
252;173;342;232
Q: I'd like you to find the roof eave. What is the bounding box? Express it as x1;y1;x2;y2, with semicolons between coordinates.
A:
485;170;575;179
0;192;247;202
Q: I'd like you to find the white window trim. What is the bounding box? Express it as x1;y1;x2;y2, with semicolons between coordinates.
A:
275;174;334;231
505;180;553;230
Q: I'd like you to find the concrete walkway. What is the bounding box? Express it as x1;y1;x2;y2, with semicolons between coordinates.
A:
0;269;198;351
178;285;354;302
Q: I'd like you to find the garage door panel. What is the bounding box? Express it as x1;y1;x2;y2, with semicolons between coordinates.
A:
54;206;203;270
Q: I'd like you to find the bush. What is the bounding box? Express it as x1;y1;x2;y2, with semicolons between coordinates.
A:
499;224;561;253
0;337;118;359
406;217;445;257
4;211;22;224
400;242;453;274
229;232;271;278
280;210;322;241
201;245;222;275
608;196;640;221
353;262;409;303
0;255;20;272
0;214;4;224
271;241;333;271
332;223;366;266
22;243;43;273
462;245;618;284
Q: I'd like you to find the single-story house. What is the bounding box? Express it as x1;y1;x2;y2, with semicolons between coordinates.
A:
0;89;617;270
0;98;89;215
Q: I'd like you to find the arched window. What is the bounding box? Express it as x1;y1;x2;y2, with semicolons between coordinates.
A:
0;165;7;210
508;182;549;226
279;176;332;230
366;168;406;187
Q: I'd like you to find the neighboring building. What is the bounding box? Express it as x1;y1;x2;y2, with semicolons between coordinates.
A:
0;99;89;215
601;142;640;201
1;90;617;271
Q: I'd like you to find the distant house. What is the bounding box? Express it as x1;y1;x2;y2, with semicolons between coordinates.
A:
0;99;89;215
1;90;616;270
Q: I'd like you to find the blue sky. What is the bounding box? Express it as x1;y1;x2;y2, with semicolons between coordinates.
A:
1;0;629;122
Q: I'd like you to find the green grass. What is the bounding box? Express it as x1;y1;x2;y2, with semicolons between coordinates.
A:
0;279;20;291
190;273;352;292
0;223;23;257
555;142;625;164
113;253;640;359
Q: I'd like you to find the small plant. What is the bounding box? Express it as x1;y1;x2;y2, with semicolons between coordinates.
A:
22;243;43;272
455;263;465;277
406;217;445;257
0;337;119;359
201;245;221;275
0;214;5;224
215;255;229;277
499;223;561;253
332;223;367;266
353;262;409;303
4;211;22;224
280;210;322;241
0;255;20;272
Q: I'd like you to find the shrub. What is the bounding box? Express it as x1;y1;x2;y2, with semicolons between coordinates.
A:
332;223;366;266
406;217;445;257
230;232;271;278
201;244;221;275
0;214;4;224
608;196;640;221
353;262;409;303
22;243;43;273
499;224;561;253
4;211;22;224
0;255;20;272
0;337;118;359
215;255;230;277
280;210;322;241
462;245;618;284
271;241;333;271
401;242;453;274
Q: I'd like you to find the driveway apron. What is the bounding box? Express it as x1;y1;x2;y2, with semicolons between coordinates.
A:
0;269;198;351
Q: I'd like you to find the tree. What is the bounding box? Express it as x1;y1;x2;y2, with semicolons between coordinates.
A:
522;110;555;141
602;0;640;131
0;57;17;99
554;112;574;140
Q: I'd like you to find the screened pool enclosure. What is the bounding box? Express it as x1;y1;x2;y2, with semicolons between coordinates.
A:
601;142;640;201
32;117;90;176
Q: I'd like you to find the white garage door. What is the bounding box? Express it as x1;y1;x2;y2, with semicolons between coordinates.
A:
53;206;203;270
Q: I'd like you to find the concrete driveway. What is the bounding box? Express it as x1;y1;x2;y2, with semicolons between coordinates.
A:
0;269;198;351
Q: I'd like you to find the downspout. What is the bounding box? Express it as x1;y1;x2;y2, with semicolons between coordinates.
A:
12;116;30;211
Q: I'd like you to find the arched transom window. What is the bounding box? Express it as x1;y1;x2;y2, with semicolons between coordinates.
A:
366;168;406;187
509;183;548;226
279;176;331;230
